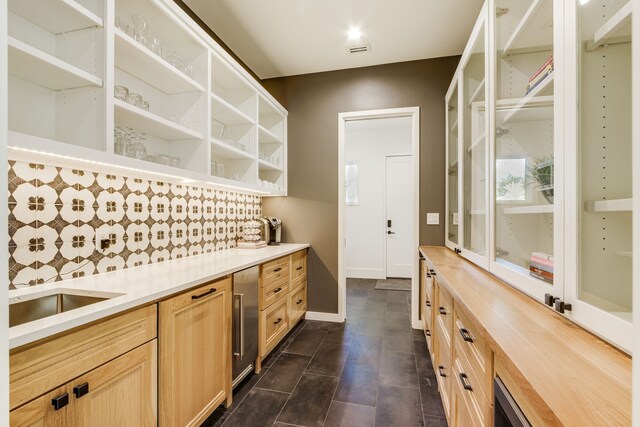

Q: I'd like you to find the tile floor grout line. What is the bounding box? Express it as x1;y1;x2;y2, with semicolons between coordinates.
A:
272;324;329;426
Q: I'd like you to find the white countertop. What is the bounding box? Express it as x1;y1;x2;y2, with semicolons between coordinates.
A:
9;243;309;349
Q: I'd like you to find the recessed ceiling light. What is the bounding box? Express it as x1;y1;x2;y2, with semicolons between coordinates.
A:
348;27;362;40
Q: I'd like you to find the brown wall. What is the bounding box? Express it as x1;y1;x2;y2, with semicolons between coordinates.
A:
262;57;460;314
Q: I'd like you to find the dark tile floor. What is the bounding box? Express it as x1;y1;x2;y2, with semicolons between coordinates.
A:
202;278;447;427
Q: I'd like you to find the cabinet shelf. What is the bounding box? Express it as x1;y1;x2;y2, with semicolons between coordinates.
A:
114;28;204;95
584;198;632;212
468;78;485;107
211;93;254;125
587;1;632;51
616;251;632;258
450;118;459;133
498;75;554;124
210;138;253;160
503;204;553;215
259;159;283;172
259;125;283;144
501;0;553;57
8;36;102;90
8;0;102;34
114;98;203;141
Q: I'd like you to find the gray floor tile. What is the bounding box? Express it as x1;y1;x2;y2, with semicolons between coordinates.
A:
333;360;379;407
276;374;339;427
303;320;334;331
324;401;376;427
284;329;327;356
306;341;351;377
379;350;419;389
386;299;410;313
255;353;312;393
221;388;290;427
382;331;414;353
423;415;448;427
375;384;424;427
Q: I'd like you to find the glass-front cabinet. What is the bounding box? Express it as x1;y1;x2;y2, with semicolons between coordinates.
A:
564;0;633;351
445;0;635;351
462;16;488;268
445;83;460;250
491;0;559;299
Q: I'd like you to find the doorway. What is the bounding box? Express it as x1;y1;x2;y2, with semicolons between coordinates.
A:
338;107;420;328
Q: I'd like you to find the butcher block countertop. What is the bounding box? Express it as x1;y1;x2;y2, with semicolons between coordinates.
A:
419;246;631;427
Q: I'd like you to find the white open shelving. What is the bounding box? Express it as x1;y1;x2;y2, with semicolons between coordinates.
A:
114;98;202;141
8;36;102;90
468;78;485;107
501;0;553;57
114;28;204;95
584;198;633;213
210;138;253;160
503;204;553;215
499;74;554;124
6;0;287;196
8;0;102;34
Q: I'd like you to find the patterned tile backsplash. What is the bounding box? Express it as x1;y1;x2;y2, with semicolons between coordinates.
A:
7;160;262;289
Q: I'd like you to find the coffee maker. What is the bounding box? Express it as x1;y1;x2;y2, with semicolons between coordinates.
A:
258;217;282;245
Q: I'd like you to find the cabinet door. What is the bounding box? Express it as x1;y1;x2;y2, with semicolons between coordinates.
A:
446;82;461;250
73;341;157;426
490;0;562;301
10;385;69;427
461;9;490;268
159;278;231;427
564;0;633;351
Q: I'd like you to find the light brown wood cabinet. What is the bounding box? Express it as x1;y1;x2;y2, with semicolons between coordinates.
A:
159;277;232;427
10;340;157;427
258;249;308;362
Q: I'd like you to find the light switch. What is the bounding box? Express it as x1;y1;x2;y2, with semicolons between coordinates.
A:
426;213;440;225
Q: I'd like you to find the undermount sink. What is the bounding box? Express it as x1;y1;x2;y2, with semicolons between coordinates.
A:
9;292;120;327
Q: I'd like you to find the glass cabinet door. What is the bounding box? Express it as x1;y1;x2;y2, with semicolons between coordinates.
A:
446;84;460;250
566;0;633;351
462;20;488;264
492;0;558;297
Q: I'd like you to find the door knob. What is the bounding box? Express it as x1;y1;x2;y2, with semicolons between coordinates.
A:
387;231;395;235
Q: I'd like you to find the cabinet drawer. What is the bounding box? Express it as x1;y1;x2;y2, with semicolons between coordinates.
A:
290;251;307;288
288;281;307;326
10;305;157;410
435;317;452;419
261;256;290;286
260;275;289;309
454;305;491;401
261;298;289;357
452;343;492;427
436;282;453;344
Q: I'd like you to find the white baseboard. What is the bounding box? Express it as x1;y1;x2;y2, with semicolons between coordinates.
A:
305;311;344;323
346;267;385;279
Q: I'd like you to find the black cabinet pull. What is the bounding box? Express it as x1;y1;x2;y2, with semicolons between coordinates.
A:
274;318;282;325
429;269;436;276
52;393;69;411
273;287;283;293
73;382;89;399
437;366;446;378
459;373;473;391
296;299;303;304
459;328;474;343
296;266;303;271
273;267;283;272
426;300;431;307
192;288;217;300
425;329;431;337
439;307;447;315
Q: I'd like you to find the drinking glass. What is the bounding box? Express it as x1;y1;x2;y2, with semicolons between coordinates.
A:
114;85;129;101
150;37;162;56
114;126;125;155
170;157;180;168
126;92;142;107
132;15;150;47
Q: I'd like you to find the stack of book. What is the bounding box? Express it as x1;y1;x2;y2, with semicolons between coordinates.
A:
526;56;553;94
529;252;553;284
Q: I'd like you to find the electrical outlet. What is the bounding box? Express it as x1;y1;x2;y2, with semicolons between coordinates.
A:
426;213;440;225
95;228;111;251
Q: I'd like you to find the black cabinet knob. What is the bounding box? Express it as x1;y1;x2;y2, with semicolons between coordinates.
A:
52;393;69;411
554;300;572;314
544;293;556;307
73;382;89;399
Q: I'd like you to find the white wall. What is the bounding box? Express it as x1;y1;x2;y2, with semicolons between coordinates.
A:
345;116;411;279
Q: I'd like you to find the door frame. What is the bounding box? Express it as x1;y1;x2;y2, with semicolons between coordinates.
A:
338;107;421;328
383;154;413;279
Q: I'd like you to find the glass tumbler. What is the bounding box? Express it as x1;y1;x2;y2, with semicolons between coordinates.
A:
114;85;129;101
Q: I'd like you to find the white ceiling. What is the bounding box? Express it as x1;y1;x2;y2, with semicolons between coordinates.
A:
182;0;484;79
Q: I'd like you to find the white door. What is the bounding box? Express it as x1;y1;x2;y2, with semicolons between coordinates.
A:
385;155;413;278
